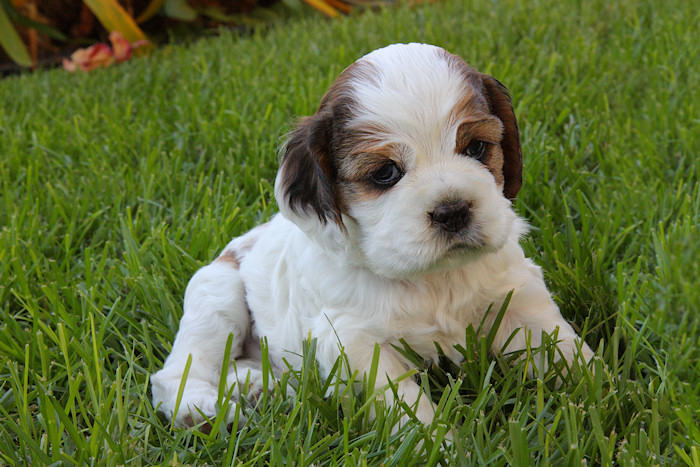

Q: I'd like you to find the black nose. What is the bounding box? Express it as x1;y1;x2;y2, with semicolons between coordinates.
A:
429;201;471;233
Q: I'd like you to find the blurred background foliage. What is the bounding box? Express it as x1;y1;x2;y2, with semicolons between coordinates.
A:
0;0;400;73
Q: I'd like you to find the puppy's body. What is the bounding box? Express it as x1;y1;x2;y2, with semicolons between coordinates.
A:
236;212;546;371
151;43;593;427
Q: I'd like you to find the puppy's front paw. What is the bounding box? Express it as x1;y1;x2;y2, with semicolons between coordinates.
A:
226;363;266;405
151;372;240;429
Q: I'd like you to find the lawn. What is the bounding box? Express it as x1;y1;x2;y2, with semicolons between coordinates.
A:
1;0;698;464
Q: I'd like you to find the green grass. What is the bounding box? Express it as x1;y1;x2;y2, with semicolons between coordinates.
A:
1;0;698;463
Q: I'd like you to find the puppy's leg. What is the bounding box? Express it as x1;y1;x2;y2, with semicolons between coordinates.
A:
372;346;437;427
324;338;437;427
491;283;594;375
151;258;251;427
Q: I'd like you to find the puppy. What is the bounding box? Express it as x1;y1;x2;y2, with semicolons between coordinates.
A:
151;43;594;428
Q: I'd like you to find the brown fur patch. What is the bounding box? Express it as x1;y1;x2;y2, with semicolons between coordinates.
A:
214;223;271;269
440;49;523;200
183;415;234;434
183;415;213;434
236;222;270;256
277;60;379;225
215;249;240;268
335;142;407;203
455;118;506;186
338;142;405;182
447;87;489;125
480;76;522;200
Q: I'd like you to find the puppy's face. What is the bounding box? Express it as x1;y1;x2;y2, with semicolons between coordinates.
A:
275;43;523;278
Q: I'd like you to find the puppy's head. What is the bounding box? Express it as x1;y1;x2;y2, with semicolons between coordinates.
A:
274;43;523;278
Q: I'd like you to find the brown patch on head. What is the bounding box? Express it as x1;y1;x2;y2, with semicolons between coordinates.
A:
440;49;523;201
338;142;403;181
335;142;406;204
277;60;379;225
215;249;240;268
455;117;506;186
479;76;522;200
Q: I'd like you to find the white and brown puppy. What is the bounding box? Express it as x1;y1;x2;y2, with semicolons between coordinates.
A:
151;43;594;428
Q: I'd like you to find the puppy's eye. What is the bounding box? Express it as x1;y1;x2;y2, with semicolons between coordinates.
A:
369;162;402;188
462;140;487;160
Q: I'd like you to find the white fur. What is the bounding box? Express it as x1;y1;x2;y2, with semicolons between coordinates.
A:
151;43;593;429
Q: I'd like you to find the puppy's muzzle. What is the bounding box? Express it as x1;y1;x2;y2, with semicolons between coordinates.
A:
429;201;472;233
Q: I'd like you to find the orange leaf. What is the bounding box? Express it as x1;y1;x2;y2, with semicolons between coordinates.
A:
322;0;352;14
300;0;340;18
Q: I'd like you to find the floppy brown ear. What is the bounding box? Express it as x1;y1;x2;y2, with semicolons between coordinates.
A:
277;109;341;224
480;75;523;201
